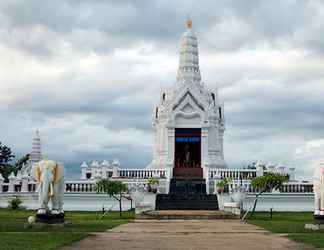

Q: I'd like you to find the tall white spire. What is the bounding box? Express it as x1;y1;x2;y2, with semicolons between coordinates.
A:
31;130;42;164
176;17;201;83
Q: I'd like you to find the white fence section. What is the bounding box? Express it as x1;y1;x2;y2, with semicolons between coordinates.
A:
0;169;169;194
208;169;313;194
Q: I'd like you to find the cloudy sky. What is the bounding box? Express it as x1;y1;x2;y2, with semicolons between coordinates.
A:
1;0;324;179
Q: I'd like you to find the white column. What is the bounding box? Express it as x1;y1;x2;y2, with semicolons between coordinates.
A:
201;127;209;194
201;127;209;169
0;174;4;193
21;175;29;192
8;177;16;193
218;128;225;160
256;166;263;177
289;168;296;181
167;127;175;169
112;166;118;178
81;168;87;180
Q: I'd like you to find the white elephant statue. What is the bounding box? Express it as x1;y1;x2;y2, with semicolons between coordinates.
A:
34;160;65;215
313;160;324;216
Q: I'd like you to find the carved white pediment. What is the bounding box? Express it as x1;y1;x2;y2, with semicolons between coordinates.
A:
173;90;205;113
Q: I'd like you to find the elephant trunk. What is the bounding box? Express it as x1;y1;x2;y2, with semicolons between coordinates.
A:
36;182;42;193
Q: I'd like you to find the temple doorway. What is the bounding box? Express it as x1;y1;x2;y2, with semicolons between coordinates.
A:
173;128;202;178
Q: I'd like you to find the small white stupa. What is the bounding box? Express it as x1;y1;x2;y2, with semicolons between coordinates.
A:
30;130;42;164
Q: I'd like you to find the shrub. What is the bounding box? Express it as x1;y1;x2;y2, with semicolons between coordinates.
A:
147;178;159;193
216;177;231;193
95;179;128;217
8;196;22;210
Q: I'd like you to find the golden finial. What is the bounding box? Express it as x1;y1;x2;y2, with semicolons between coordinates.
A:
186;16;192;29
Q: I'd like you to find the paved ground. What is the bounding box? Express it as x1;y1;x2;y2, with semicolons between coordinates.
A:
61;220;313;250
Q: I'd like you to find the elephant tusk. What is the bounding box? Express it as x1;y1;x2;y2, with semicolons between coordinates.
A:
49;182;54;197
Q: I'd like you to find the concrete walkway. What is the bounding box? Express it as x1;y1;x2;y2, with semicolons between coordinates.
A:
61;220;313;250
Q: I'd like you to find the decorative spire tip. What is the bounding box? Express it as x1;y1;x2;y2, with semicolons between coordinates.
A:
186;16;192;29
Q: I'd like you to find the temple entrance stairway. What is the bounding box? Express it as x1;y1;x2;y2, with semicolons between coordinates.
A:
156;178;219;210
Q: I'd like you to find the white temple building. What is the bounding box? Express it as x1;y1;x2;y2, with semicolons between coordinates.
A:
147;18;226;182
80;159;121;180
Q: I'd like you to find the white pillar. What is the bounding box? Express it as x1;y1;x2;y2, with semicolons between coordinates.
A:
8;174;16;193
256;161;264;177
112;166;118;178
289;168;296;181
201;127;208;169
201;127;209;194
81;168;87;180
21;175;29;192
167;127;175;168
102;167;108;178
205;165;210;194
0;173;4;193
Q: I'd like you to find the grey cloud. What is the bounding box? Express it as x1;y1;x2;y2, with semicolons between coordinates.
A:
2;0;323;57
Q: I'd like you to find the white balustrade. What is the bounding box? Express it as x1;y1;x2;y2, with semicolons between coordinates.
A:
117;169;167;179
0;168;313;195
209;169;258;180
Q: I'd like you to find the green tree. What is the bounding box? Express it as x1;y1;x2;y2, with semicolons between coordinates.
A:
0;142;15;165
0;142;15;180
95;179;128;217
243;173;288;220
15;153;30;170
246;161;257;169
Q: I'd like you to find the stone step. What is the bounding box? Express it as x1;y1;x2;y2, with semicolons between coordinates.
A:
156;202;218;210
136;210;239;220
157;194;218;201
156;193;219;210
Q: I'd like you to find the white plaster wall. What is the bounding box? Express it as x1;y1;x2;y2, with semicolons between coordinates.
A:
0;193;314;212
0;193;133;211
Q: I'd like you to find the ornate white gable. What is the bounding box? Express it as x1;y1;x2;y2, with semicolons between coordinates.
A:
173;90;205;113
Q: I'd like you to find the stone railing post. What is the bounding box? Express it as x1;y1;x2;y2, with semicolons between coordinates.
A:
0;174;4;193
8;172;16;193
112;166;118;178
21;175;29;192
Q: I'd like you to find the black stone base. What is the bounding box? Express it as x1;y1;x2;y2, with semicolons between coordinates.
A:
36;213;65;224
156;178;218;210
169;178;207;195
314;214;324;225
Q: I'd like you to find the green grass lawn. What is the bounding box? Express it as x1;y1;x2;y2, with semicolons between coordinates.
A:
248;212;324;248
0;208;134;250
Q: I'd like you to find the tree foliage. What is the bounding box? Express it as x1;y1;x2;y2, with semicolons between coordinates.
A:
251;173;288;193
0;142;15;166
147;178;159;186
0;143;32;182
0;142;15;181
245;173;288;219
95;179;128;217
15;153;30;170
